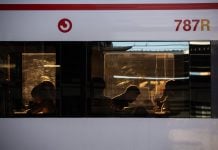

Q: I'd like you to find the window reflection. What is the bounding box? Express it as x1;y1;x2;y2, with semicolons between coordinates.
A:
22;53;56;107
104;51;189;117
0;41;212;117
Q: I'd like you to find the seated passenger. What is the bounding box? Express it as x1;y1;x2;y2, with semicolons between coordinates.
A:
154;80;175;113
90;77;113;116
28;81;56;115
112;85;140;111
112;85;149;117
154;80;189;117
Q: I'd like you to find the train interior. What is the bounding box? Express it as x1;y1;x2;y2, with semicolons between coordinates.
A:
0;41;212;117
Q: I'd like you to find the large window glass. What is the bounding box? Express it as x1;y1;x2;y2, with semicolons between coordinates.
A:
0;41;212;118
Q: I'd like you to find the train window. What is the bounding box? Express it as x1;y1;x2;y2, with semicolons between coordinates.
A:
0;41;212;118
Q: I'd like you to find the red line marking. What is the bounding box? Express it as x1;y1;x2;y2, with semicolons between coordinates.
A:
0;3;218;10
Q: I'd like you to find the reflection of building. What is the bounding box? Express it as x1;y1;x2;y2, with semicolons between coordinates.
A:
22;53;56;104
0;41;214;117
103;42;189;115
104;53;175;106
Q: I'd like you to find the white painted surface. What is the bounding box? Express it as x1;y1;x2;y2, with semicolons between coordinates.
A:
0;10;217;41
0;118;218;150
0;1;218;150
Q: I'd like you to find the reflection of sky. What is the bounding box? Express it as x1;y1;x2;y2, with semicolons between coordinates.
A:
113;42;189;52
169;128;218;150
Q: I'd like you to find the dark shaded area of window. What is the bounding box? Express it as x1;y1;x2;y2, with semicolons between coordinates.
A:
0;41;213;118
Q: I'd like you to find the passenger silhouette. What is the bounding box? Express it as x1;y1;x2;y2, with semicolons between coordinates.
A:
154;80;176;113
90;77;113;116
154;80;189;117
28;81;56;115
112;85;140;112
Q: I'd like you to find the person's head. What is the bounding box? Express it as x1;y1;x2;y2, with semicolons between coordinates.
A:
31;81;55;103
124;85;140;102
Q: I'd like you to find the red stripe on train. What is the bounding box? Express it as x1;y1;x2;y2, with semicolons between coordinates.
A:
0;3;218;10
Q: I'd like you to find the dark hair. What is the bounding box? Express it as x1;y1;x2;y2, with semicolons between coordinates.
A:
31;81;55;100
30;81;56;115
125;85;140;95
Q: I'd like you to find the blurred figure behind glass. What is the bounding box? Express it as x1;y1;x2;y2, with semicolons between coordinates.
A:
112;85;140;111
90;77;113;116
28;81;56;116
